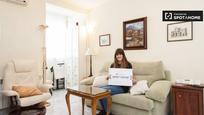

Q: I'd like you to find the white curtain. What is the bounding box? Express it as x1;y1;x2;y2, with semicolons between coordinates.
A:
65;17;79;87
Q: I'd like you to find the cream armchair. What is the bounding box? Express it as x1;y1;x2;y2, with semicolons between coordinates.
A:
2;60;51;107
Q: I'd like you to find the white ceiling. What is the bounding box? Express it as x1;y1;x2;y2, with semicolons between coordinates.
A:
60;0;110;11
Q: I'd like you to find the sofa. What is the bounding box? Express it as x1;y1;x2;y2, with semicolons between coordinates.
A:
80;61;172;115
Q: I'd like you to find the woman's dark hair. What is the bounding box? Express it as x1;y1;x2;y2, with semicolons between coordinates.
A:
113;48;129;68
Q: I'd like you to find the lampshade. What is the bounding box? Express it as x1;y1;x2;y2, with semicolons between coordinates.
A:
85;48;97;56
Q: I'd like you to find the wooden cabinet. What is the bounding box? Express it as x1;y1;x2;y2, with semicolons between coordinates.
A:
172;84;203;115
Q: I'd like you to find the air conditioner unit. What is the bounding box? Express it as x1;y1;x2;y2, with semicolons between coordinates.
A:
0;0;28;6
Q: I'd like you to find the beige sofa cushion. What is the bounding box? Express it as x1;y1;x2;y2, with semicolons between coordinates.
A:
80;76;96;85
112;93;154;111
145;80;172;102
130;80;149;95
93;75;108;86
100;62;112;73
132;61;166;86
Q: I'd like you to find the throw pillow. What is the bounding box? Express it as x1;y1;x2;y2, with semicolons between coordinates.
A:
12;86;42;98
129;80;149;95
93;75;108;87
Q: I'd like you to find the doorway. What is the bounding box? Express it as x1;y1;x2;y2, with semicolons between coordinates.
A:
46;4;79;89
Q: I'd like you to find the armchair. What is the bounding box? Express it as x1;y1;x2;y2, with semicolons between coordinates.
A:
2;60;51;107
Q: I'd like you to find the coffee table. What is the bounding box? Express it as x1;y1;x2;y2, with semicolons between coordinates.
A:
66;86;111;115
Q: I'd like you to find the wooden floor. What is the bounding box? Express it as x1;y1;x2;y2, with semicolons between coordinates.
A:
46;89;94;115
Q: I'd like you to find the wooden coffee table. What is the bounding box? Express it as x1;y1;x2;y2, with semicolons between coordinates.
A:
65;86;111;115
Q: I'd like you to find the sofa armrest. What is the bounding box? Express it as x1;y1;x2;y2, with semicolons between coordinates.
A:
80;76;95;85
145;80;172;102
38;84;53;93
2;90;19;98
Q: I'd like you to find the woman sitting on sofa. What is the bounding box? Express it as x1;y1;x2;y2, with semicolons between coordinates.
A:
97;48;137;115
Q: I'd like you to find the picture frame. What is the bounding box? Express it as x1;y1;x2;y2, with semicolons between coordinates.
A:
123;17;147;50
167;21;193;42
99;34;111;46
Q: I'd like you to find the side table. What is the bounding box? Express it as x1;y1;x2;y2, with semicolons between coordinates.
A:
171;83;204;115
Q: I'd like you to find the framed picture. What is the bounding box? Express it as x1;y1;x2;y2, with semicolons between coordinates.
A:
167;21;193;42
99;34;111;46
123;17;147;50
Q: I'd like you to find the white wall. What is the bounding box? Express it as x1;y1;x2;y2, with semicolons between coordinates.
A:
47;0;88;14
0;0;46;79
88;0;204;82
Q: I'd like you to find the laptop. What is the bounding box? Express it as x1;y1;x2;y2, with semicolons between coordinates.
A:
108;68;133;86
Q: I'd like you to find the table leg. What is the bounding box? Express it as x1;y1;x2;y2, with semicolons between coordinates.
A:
65;93;71;115
107;95;112;115
82;98;85;115
91;99;97;115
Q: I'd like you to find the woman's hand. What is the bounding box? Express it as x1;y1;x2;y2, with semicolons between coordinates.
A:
132;76;137;84
106;75;111;80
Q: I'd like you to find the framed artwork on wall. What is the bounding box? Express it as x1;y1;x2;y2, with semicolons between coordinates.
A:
167;21;193;42
99;34;111;46
123;17;147;50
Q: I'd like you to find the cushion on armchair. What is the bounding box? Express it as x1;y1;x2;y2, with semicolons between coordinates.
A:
145;80;172;102
112;94;154;111
12;59;34;73
99;62;112;73
80;76;96;85
130;80;149;95
12;86;42;98
132;61;166;86
93;75;108;87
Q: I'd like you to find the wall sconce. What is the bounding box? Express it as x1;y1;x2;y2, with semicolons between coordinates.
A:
39;25;48;30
